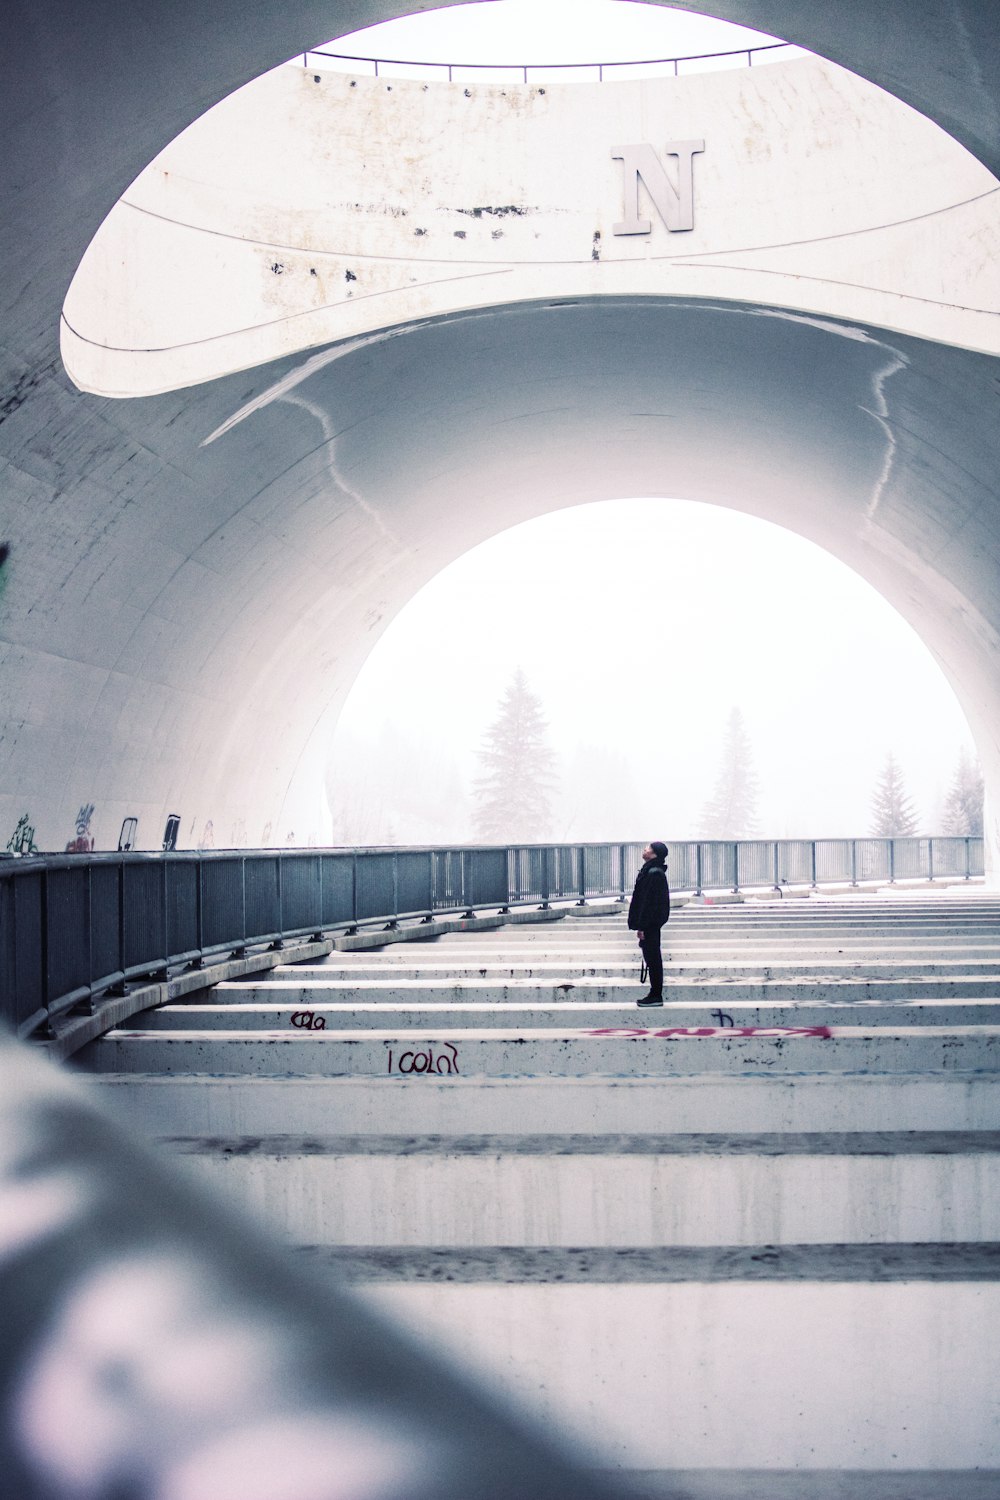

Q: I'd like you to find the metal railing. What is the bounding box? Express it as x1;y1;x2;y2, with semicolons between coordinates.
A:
300;41;802;85
0;836;984;1040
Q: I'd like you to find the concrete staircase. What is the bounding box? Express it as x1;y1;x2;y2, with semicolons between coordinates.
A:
75;893;1000;1497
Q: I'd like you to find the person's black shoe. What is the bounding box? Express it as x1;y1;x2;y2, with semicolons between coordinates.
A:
637;992;664;1007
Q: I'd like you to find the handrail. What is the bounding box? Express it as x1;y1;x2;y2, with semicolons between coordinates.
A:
301;40;800;84
0;836;984;1041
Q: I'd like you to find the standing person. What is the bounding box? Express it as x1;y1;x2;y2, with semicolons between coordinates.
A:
628;841;671;1007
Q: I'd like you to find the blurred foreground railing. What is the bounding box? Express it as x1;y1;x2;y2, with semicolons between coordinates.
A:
0;1036;623;1500
0;837;983;1039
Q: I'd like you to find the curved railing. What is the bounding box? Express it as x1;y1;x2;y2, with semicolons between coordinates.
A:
0;836;983;1040
301;40;804;84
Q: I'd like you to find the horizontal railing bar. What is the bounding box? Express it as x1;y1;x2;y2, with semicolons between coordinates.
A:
302;40;796;77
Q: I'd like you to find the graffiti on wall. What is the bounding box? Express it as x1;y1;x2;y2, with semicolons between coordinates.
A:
65;803;95;853
290;1011;326;1031
387;1043;459;1075
585;1025;833;1039
5;813;39;856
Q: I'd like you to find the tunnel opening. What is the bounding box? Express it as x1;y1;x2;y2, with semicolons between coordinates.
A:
325;494;979;850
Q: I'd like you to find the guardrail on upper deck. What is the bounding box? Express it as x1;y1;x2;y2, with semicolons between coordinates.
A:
1;836;984;1042
300;41;806;85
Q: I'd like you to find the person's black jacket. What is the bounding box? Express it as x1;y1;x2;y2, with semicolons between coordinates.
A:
628;858;671;931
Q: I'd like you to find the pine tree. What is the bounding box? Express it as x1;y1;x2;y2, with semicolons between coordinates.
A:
472;668;557;843
700;706;759;838
871;751;918;836
942;748;984;836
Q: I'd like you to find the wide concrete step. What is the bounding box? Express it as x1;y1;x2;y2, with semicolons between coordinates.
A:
132;998;1000;1031
213;976;1000;1004
167;1130;1000;1248
360;937;1000;954
77;1024;1000;1076
278;952;1000;974
85;1071;1000;1136
404;926;1000;947
357;1280;1000;1481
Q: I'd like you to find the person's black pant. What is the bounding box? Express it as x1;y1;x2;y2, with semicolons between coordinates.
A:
639;927;663;996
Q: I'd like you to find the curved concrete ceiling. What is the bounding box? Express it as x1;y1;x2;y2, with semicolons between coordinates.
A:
2;1;1000;865
60;57;1000;396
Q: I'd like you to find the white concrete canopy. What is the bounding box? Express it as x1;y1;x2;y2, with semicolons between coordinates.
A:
2;1;1000;868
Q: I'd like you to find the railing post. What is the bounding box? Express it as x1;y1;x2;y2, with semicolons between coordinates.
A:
112;857;127;995
888;839;896;884
965;837;972;880
273;853;284;949
732;841;739;893
160;856;168;971
313;853;328;940
927;838;935;882
193;853;204;965
539;845;551;910
85;861;94;1009
577;845;587;905
695;842;703;897
41;865;52;1016
850;839;858;887
230;855;246;957
810;841;817;889
772;841;780;892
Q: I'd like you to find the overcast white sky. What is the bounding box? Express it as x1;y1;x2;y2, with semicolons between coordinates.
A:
326;4;976;844
331;0;782;65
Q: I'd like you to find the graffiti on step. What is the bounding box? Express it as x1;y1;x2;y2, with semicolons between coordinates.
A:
387;1043;459;1076
586;1025;833;1039
710;1009;734;1028
290;1011;326;1030
6;812;38;855
65;802;95;853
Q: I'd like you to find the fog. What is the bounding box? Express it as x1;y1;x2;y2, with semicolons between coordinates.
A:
327;498;975;844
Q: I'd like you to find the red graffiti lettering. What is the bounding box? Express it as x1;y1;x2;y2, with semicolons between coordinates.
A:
584;1025;833;1039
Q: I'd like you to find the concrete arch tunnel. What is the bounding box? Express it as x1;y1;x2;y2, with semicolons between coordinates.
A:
2;1;1000;871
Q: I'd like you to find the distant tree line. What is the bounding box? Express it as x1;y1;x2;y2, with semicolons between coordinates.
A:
870;748;983;837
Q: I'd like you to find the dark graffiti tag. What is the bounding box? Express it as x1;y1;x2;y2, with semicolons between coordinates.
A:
586;1026;833;1039
387;1043;459;1076
5;813;38;856
710;1009;735;1028
290;1011;326;1030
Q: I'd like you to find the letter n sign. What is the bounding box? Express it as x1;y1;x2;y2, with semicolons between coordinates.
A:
611;141;705;235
